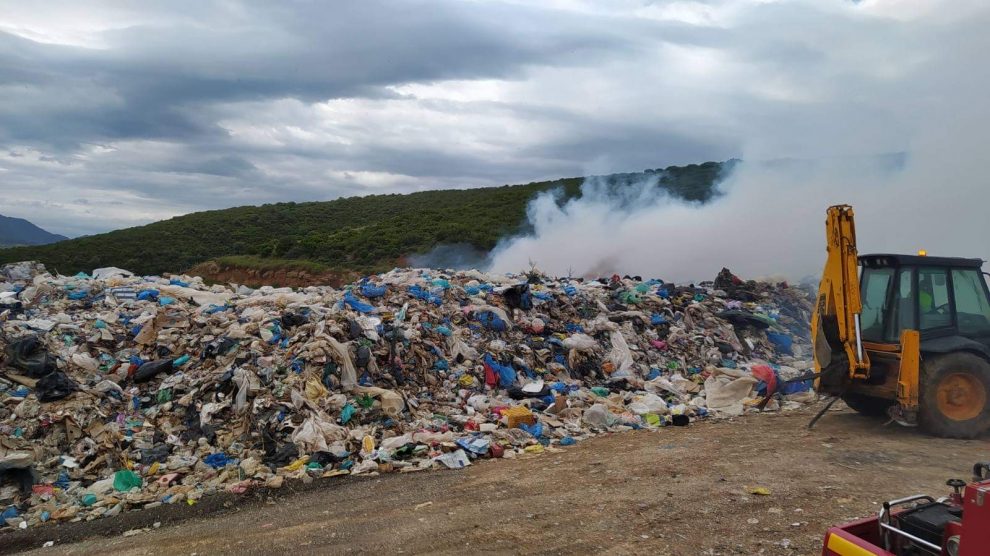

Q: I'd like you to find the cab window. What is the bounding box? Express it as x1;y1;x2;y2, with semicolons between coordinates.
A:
951;269;990;335
918;268;951;330
860;267;893;342
887;267;916;341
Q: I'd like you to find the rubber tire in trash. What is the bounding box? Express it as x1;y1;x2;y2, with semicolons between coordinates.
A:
920;352;990;439
841;392;894;417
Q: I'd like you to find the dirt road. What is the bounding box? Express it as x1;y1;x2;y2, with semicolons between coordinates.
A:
4;407;988;555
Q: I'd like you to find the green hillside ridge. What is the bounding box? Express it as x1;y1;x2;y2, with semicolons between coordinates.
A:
0;161;730;276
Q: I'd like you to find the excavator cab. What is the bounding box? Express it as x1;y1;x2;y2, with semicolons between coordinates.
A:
813;206;990;438
858;255;990;347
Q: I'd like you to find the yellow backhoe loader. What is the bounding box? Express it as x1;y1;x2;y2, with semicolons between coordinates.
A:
812;205;990;438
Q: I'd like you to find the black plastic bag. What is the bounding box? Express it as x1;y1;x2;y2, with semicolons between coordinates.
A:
5;336;57;378
280;312;309;329
356;345;371;369
36;371;77;402
133;359;173;383
503;284;533;312
140;445;170;464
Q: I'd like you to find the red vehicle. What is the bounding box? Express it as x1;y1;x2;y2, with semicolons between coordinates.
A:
822;463;990;555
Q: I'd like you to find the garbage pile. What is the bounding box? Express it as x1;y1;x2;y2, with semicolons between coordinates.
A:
0;261;816;530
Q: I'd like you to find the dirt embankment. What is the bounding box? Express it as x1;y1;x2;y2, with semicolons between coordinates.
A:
186;261;360;288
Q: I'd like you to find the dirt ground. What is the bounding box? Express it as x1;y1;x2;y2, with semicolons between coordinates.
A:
4;406;988;555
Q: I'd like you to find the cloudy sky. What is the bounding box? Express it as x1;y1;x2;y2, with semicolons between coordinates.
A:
0;0;986;240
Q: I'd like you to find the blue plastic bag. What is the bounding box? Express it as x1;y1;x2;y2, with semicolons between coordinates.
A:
779;376;813;394
431;279;451;290
137;289;159;301
408;285;442;306
203;453;231;469
340;403;357;424
766;331;793;355
360;283;387;298
484;353;516;388
343;291;375;313
476;311;507;331
518;422;543;438
650;313;666;326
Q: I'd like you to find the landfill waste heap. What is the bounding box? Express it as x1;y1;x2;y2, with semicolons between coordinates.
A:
0;261;816;530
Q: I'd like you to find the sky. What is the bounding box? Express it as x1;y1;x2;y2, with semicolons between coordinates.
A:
0;1;987;278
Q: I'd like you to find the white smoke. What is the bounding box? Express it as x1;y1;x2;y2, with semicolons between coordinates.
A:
489;151;987;283
489;2;990;283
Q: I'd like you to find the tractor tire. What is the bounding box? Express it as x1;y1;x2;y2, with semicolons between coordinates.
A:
920;352;990;439
841;392;894;417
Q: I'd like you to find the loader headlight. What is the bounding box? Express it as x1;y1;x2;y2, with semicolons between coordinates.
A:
947;534;960;556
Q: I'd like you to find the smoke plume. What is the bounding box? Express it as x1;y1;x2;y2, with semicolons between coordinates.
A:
488;151;987;283
489;3;990;283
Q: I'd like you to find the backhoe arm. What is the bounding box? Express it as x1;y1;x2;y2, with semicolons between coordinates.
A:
812;205;871;391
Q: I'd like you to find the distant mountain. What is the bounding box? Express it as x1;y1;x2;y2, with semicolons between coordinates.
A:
0;214;67;247
0;161;730;276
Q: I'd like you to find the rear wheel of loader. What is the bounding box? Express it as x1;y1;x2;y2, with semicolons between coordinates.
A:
840;392;893;417
920;352;990;439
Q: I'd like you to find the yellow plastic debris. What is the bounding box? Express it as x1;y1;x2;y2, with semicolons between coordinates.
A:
747;486;772;496
305;378;329;401
523;444;544;454
285;456;310;472
362;435;376;455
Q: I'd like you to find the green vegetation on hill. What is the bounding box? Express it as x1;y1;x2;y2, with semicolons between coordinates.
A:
0;161;730;276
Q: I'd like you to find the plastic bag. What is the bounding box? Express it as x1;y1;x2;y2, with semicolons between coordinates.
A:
483;353;516;389
327;337;357;391
353;386;405;416
359;283;387;298
408;285;442;306
203;453;232;469
36;371;77;402
233;368;252;411
291;415;348;453
582;404;619;427
563;334;597;352
133;359;173;383
627;393;670;415
606;331;635;374
342;291;374;313
5;336;56;378
112;470;142;492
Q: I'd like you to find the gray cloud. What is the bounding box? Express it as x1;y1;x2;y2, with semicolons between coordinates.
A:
0;0;986;252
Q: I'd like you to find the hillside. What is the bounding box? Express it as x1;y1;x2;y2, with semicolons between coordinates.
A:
0;214;68;247
0;161;730;276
